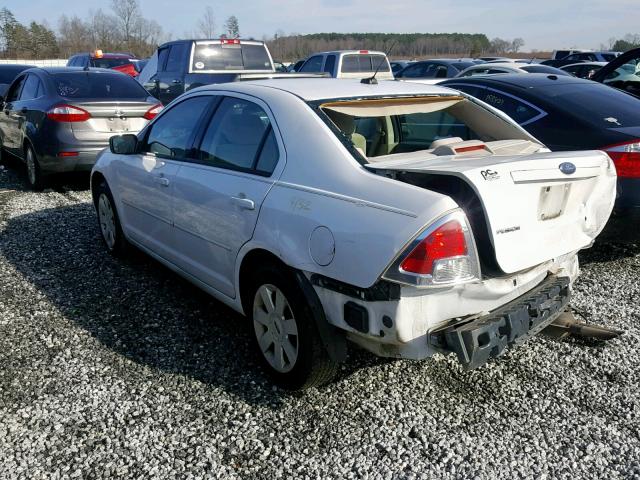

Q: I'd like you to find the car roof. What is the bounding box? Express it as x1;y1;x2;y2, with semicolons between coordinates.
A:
160;38;265;47
195;78;460;101
466;63;521;69
34;67;129;75
309;50;387;56
443;72;589;89
561;62;607;68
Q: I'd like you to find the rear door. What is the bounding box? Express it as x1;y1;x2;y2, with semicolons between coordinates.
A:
114;95;214;261
156;44;186;105
170;94;282;298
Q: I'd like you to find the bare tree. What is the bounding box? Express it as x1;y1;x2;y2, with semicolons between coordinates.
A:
90;9;120;50
111;0;140;50
198;6;216;38
510;38;525;53
58;15;92;57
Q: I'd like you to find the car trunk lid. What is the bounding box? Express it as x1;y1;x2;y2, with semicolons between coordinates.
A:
68;101;151;141
368;149;616;274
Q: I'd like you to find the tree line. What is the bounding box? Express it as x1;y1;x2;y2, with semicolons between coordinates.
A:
266;33;526;61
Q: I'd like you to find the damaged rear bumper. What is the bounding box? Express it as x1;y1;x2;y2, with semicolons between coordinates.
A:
432;275;570;369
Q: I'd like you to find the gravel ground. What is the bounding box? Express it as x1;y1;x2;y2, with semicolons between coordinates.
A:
0;162;639;480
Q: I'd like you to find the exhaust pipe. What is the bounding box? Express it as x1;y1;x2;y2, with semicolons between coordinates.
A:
542;310;623;341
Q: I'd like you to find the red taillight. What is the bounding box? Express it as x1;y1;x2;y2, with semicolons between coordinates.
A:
359;50;369;54
221;38;240;45
604;139;640;178
400;220;467;275
143;104;163;120
455;145;487;154
46;104;91;122
57;151;79;157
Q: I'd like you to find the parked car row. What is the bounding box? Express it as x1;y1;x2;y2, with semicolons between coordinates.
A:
0;39;636;390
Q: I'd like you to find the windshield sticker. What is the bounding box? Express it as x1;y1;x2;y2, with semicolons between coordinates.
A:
480;169;500;181
195;61;205;69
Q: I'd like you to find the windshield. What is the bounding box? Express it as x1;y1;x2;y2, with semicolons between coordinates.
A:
90;57;132;69
340;54;391;73
191;43;273;71
52;72;149;99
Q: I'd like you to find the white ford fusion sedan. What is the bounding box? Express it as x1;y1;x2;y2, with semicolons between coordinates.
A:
91;78;616;389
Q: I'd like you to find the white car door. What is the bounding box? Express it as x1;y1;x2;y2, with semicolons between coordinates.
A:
170;95;282;298
115;95;214;262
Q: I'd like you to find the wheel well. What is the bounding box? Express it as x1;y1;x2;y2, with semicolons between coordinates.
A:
90;172;106;206
238;249;289;314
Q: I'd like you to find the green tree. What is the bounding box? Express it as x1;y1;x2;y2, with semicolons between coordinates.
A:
225;15;240;38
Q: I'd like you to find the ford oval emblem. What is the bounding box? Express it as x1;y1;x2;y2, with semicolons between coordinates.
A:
559;162;576;175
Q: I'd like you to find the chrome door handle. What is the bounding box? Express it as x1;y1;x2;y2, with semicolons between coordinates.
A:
171;79;182;84
231;196;255;210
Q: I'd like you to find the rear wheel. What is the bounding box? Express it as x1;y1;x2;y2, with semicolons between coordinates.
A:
247;264;337;390
25;145;45;191
95;181;128;256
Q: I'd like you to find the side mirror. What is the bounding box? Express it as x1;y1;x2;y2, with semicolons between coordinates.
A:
110;134;138;155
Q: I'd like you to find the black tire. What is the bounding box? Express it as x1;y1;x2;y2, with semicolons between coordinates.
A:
94;180;128;256
25;144;45;191
246;264;338;390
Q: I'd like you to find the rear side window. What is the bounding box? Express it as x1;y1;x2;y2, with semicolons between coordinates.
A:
191;43;272;71
323;55;336;74
478;89;544;125
145;96;212;158
300;55;324;73
198;97;277;174
157;47;170;72
19;75;41;100
341;54;389;73
165;44;185;72
52;72;149;99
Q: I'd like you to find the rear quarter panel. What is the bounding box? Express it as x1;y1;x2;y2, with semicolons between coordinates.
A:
238;87;458;289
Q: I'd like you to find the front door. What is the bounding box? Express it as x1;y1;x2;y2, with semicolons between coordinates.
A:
156;43;187;105
115;94;215;261
171;95;282;298
0;75;26;155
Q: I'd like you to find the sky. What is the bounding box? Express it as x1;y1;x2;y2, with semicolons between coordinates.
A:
3;0;634;51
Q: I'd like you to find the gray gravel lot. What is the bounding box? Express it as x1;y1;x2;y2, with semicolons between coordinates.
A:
0;162;639;479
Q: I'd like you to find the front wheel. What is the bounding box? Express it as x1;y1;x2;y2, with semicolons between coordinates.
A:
248;265;337;390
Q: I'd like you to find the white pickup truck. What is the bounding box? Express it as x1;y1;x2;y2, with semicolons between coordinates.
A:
92;78;616;389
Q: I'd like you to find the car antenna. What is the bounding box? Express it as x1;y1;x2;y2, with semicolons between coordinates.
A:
361;40;397;85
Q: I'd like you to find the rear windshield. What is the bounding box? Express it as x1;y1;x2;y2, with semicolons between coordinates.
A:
521;65;568;75
191;43;273;71
52;72;149;99
340;55;390;73
89;57;132;69
540;83;640;128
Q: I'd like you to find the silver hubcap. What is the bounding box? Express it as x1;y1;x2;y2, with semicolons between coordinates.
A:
98;193;117;249
26;150;36;185
253;284;299;373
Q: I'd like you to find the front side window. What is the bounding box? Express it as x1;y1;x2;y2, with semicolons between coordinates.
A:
145;96;212;158
6;75;25;102
198;97;277;174
300;55;324;73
